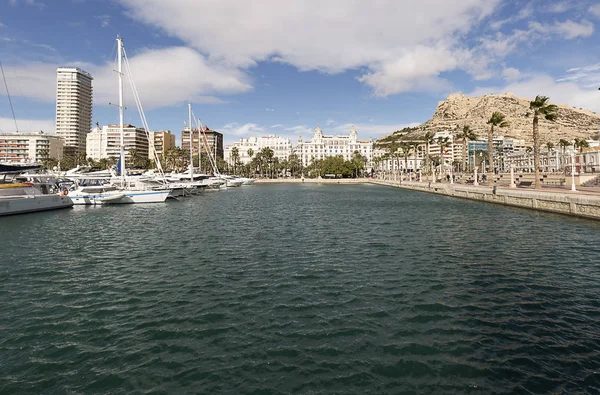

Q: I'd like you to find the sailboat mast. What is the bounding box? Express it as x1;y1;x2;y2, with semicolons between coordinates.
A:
117;36;125;184
188;102;193;181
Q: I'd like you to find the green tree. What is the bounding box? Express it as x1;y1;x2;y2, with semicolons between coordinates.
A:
436;136;451;182
529;95;558;189
546;142;555;173
399;142;412;180
574;138;589;153
351;150;367;178
423;131;436;181
486;112;509;185
230;147;240;175
455;125;478;173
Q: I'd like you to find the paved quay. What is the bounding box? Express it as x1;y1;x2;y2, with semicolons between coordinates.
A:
372;179;600;221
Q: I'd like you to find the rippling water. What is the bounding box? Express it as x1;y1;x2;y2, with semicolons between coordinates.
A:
1;183;600;393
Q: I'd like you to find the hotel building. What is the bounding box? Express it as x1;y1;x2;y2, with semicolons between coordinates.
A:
181;126;224;160
149;130;176;159
0;131;64;163
224;135;292;165
296;126;373;167
85;124;149;162
55;67;93;156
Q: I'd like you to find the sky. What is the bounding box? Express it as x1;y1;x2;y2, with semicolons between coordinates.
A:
1;0;600;146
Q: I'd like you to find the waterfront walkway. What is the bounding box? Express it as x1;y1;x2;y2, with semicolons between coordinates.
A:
372;179;600;220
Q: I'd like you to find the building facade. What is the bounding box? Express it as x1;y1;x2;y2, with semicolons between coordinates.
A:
181;126;224;160
224;135;292;165
296;126;373;167
55;67;93;156
86;126;107;160
0;132;64;163
85;124;149;162
149;130;176;159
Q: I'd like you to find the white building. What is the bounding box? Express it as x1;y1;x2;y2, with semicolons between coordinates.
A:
55;67;93;156
224;135;292;164
296;126;373;167
85;124;149;162
0;131;64;163
86;126;107;160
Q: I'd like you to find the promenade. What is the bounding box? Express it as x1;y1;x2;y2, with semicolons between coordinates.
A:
372;179;600;221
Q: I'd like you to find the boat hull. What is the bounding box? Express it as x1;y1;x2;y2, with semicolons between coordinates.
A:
0;195;73;216
69;190;170;205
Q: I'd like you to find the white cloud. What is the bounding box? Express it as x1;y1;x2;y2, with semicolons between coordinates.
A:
325;119;336;126
502;67;522;82
358;44;462;97
470;74;600;113
94;15;110;28
558;63;600;89
0;46;252;109
591;4;600;18
329;122;422;138
270;124;282;128
547;1;574;13
220;122;264;138
284;125;313;135
118;0;501;96
0;117;55;134
8;0;45;8
265;108;275;112
553;20;594;39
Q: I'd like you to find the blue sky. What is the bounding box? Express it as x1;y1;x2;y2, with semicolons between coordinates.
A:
1;0;600;146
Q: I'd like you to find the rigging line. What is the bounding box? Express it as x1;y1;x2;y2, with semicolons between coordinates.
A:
0;61;19;133
122;47;166;180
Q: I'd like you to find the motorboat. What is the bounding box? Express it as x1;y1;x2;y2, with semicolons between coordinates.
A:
0;182;73;216
238;177;256;185
67;182;169;205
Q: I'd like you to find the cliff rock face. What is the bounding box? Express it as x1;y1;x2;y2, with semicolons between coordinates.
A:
395;93;600;144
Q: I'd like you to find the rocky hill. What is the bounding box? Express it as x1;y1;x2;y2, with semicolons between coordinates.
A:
383;93;600;144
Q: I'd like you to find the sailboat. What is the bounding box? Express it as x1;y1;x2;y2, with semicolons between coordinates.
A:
68;36;170;205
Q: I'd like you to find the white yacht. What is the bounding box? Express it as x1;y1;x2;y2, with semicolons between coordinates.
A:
0;183;73;216
68;36;172;205
238;177;256;185
66;178;169;205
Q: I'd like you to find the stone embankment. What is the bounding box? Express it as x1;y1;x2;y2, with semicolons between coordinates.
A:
255;178;367;184
372;180;600;220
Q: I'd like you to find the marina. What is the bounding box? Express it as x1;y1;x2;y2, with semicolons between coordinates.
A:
2;1;600;392
2;184;600;393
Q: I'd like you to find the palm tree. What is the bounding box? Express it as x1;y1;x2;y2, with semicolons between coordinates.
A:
558;139;570;173
231;147;240;175
411;142;420;179
486;112;509;185
574;138;589;153
436;136;451;182
546;142;554;173
529;95;558;189
388;141;401;181
247;148;254;161
400;142;412;180
423;131;436;181
455;125;477;173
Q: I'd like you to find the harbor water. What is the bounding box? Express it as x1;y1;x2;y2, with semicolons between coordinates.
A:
1;184;600;393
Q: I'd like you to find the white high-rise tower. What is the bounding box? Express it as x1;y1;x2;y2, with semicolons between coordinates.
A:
55;67;93;156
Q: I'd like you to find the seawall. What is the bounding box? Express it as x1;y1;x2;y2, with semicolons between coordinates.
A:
255;178;367;184
371;180;600;221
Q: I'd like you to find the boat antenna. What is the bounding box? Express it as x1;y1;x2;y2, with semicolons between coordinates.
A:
0;61;19;133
